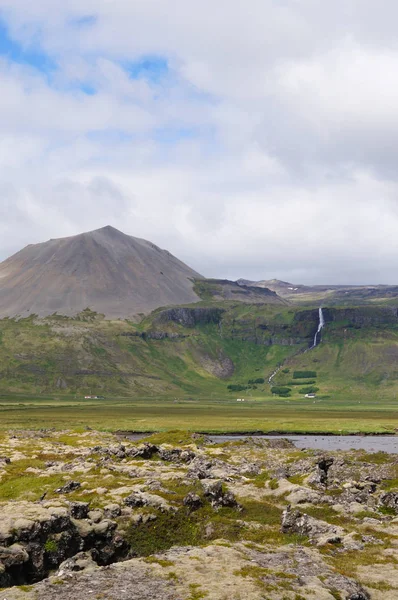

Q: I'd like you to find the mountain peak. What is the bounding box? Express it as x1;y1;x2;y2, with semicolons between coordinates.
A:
91;225;123;236
0;228;203;318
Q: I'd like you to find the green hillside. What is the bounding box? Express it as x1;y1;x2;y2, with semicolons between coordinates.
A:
0;305;302;397
1;302;398;407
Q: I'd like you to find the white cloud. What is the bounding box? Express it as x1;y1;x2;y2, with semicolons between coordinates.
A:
0;0;398;283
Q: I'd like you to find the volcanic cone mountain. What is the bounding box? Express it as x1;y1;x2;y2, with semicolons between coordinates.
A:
0;226;203;318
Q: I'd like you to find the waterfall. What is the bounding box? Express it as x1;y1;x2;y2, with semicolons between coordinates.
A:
312;307;325;348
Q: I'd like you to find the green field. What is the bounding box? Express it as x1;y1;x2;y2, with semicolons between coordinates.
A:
1;393;398;433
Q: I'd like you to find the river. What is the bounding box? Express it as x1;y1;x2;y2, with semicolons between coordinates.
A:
208;434;398;453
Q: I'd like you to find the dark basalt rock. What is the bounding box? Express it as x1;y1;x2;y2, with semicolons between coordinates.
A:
127;443;159;459
69;502;89;520
154;307;225;328
158;448;182;462
124;494;146;508
55;481;81;494
202;480;239;509
317;456;334;485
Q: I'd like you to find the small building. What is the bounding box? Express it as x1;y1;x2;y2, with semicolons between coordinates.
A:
305;393;316;399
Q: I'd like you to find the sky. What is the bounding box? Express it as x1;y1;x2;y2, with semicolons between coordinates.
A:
0;1;398;284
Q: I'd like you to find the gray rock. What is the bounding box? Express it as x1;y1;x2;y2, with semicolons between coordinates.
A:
158;448;182;462
281;505;344;545
88;509;104;523
104;504;122;518
202;480;239;509
379;491;398;513
57;551;97;575
183;492;203;511
308;456;334;486
188;457;213;479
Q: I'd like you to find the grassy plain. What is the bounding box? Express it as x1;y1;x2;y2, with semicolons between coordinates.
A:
1;393;398;433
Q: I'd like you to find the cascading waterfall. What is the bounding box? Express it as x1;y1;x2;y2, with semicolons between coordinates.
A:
312;307;325;348
269;307;325;385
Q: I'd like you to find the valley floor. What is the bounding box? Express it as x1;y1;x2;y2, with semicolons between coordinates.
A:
1;395;398;434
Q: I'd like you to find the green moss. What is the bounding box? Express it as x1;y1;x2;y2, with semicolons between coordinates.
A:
143;557;174;567
379;506;397;516
288;474;306;485
251;470;270;488
188;583;208;599
269;479;279;490
44;539;58;553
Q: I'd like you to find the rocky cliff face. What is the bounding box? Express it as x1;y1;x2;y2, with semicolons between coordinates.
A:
153;307;225;327
323;306;398;326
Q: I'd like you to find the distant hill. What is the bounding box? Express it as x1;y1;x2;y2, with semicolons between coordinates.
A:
194;279;286;305
0;226;203;318
238;278;398;306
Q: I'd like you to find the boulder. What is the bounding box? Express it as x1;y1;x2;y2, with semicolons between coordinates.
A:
104;504;122;519
0;544;29;568
202;480;239;509
379;491;398;513
57;551;98;575
124;492;171;512
188;457;213;480
127;444;159;459
55;481;81;494
88;510;104;523
308;456;334;486
183;492;203;512
158;448;182;462
281;505;344;545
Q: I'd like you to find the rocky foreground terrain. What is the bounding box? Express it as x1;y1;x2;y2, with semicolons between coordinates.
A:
1;431;398;599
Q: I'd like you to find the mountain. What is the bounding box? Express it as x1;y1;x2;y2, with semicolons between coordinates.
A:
0;226;203;318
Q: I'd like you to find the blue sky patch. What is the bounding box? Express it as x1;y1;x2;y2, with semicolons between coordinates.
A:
0;18;56;74
125;56;169;83
69;15;98;28
154;126;197;144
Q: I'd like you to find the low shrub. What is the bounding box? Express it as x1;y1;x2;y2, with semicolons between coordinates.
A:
271;386;291;397
299;386;319;394
293;371;317;379
227;384;248;392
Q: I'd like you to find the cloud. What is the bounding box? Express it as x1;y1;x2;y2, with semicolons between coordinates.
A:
0;0;397;283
